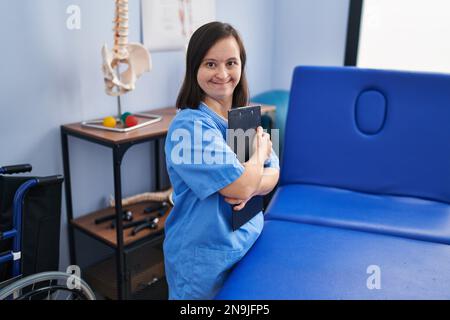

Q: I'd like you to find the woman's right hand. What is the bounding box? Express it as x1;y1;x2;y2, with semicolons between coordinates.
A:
252;126;272;163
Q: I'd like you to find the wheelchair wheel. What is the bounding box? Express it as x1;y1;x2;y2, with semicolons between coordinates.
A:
0;271;96;300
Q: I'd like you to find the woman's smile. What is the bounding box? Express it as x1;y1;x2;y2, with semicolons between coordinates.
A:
210;79;232;86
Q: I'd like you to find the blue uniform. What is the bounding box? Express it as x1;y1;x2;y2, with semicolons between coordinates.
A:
164;102;279;299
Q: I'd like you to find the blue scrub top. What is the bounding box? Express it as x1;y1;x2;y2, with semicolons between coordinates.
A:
164;102;280;299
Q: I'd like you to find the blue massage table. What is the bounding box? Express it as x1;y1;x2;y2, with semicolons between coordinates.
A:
216;66;450;299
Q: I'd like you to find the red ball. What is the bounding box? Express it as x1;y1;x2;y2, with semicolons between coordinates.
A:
125;115;138;127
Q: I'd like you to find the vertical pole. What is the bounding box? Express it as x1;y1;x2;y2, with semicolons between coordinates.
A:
117;95;122;119
113;146;127;299
154;139;160;191
61;129;77;265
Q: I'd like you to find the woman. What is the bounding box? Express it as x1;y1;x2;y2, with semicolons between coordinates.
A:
164;21;280;299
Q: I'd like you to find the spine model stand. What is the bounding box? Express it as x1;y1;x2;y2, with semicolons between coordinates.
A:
102;0;152;96
97;0;170;235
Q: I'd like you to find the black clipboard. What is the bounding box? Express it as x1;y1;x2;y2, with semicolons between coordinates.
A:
227;105;264;231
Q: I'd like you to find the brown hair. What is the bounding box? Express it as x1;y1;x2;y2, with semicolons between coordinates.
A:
176;21;249;110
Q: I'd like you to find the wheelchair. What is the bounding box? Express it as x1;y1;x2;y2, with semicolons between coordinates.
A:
0;164;95;300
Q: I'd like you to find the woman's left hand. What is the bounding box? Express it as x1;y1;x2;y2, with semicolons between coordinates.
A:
224;196;252;211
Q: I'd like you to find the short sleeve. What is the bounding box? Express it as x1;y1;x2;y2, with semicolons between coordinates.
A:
166;115;244;200
264;148;280;169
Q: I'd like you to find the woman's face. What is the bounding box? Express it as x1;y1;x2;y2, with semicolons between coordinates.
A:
197;36;242;104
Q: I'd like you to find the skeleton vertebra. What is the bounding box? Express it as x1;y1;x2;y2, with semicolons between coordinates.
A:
102;0;152;96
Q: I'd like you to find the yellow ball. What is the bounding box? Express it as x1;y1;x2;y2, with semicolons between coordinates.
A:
103;116;117;128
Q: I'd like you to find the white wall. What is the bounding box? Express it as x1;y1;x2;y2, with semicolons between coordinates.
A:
271;0;350;89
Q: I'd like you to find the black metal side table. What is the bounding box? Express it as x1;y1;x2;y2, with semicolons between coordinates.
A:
60;107;176;299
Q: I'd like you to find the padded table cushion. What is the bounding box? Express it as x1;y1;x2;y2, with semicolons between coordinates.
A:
216;220;450;300
282;66;450;205
265;184;450;244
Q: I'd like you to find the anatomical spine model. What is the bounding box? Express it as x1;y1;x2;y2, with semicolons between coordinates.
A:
102;0;152;96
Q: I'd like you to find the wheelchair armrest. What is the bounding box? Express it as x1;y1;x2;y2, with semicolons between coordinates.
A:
36;175;64;186
0;164;32;175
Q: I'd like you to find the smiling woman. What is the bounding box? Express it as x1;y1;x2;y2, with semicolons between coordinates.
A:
163;21;279;300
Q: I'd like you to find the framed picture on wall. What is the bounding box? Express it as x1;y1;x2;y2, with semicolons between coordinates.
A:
141;0;216;52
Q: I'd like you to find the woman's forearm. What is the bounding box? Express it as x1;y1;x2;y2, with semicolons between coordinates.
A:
222;167;280;210
255;168;280;196
219;155;265;199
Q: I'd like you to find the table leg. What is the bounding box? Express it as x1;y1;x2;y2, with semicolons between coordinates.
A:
113;146;127;300
61;130;77;266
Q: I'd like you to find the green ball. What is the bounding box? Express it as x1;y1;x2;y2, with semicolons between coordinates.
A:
121;112;132;124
